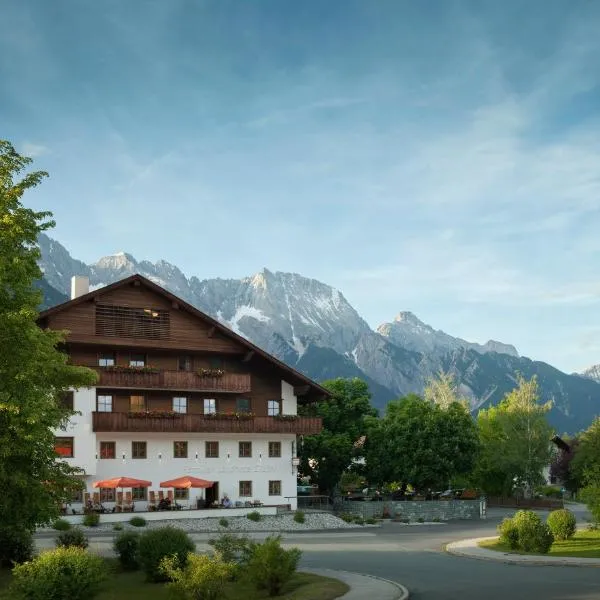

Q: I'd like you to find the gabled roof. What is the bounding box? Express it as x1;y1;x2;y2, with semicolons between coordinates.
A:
38;274;331;400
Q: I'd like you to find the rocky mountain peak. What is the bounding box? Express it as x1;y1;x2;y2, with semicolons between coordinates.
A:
581;364;600;383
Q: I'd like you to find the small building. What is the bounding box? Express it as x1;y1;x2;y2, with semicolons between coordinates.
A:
38;274;328;513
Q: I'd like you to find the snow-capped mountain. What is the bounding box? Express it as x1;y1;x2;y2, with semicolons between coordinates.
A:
581;364;600;383
377;311;519;358
37;234;600;433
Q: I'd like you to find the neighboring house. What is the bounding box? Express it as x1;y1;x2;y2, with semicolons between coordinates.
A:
38;274;327;511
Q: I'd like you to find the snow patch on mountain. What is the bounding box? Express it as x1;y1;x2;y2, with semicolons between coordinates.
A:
581;364;600;383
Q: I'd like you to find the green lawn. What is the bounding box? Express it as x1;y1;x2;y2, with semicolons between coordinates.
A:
0;562;349;600
479;529;600;558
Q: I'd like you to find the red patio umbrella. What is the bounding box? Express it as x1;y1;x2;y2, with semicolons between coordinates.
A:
159;476;213;489
93;477;152;489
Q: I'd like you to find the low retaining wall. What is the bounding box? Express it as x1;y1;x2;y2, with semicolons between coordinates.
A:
337;499;484;521
61;505;278;525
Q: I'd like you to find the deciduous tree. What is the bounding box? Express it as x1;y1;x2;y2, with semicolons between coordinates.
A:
0;140;97;562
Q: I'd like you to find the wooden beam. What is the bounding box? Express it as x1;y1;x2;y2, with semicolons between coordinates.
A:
172;301;179;309
242;350;255;363
294;385;310;396
207;326;216;338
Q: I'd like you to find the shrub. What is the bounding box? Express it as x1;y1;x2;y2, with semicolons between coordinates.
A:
353;517;365;525
0;527;34;567
56;527;89;549
137;526;195;582
160;552;234;600
219;518;229;528
10;547;107;600
208;533;252;565
339;513;355;523
246;535;301;597
129;516;147;527
113;523;123;531
365;517;376;524
501;510;554;554
417;517;424;523
52;518;72;531
293;511;305;524
247;511;261;522
547;509;577;541
82;512;100;527
432;517;441;523
113;530;141;571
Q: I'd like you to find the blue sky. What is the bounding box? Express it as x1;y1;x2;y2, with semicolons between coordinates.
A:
2;0;600;373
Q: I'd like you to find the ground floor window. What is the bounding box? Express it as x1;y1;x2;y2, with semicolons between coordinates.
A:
132;441;147;459
174;488;189;500
269;480;281;496
54;437;74;458
100;441;116;459
268;441;281;457
132;487;147;501
71;488;83;503
239;480;252;497
174;441;188;458
100;488;116;502
205;441;219;458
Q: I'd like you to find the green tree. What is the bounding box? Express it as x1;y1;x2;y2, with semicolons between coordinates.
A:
572;418;600;522
0;141;97;560
424;370;469;409
298;377;377;494
364;393;479;492
474;375;554;496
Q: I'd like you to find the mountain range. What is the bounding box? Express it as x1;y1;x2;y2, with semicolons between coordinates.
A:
37;234;600;434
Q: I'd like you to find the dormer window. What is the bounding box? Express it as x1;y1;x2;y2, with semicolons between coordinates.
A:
95;304;170;339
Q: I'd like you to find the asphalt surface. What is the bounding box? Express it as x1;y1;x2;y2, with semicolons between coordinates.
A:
295;506;600;600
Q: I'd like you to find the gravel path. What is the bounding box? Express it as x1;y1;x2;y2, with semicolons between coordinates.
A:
39;512;368;534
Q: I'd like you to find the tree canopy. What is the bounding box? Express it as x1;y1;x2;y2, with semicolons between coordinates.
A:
0;140;97;542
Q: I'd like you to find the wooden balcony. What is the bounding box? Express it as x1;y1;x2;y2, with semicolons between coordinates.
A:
92;412;322;435
95;369;251;394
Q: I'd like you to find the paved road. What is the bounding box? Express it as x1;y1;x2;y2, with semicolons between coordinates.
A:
294;507;600;600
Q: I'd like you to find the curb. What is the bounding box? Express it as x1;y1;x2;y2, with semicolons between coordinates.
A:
342;571;410;600
445;537;600;568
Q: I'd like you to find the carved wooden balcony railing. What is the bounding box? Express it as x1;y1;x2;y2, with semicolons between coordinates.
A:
92;412;322;435
94;368;251;393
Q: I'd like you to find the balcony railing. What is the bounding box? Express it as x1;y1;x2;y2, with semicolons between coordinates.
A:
94;369;251;393
92;412;322;435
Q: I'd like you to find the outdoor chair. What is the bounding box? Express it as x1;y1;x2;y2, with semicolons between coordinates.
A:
116;491;124;512
148;490;157;510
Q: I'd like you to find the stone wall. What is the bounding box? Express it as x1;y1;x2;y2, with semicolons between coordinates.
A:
336;499;484;521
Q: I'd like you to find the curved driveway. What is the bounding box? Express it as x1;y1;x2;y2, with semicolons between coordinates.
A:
296;507;600;600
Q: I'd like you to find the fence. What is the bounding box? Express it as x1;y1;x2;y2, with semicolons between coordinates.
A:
486;496;564;510
284;496;334;512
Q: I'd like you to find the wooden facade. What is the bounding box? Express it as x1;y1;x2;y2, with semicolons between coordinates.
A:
39;275;328;434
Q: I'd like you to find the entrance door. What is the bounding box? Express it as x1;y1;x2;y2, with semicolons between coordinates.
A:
205;482;219;507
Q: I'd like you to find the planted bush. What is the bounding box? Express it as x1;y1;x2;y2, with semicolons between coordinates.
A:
219;518;229;528
113;530;140;571
208;532;252;565
160;552;234;600
137;526;195;582
52;518;72;531
499;510;554;554
10;547;107;600
365;517;377;524
293;511;305;524
247;511;261;522
56;527;89;549
82;512;100;527
246;535;301;597
0;527;34;567
129;516;147;527
547;509;577;541
113;523;123;531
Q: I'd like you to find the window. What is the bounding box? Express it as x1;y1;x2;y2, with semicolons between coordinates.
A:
97;395;113;412
173;397;187;413
100;441;116;459
174;488;189;500
59;391;74;410
269;480;282;496
209;356;223;369
130;395;145;412
95;304;170;339
239;481;252;497
205;441;219;458
174;441;188;458
130;354;146;367
204;398;216;415
239;441;252;458
132;487;147;501
71;488;83;503
268;400;280;416
54;437;74;458
98;353;115;367
236;397;250;413
268;442;281;458
178;355;192;371
100;488;115;502
132;441;147;459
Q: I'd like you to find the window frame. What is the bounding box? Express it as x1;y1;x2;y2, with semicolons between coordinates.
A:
99;441;116;459
54;437;74;458
100;488;115;503
239;441;252;458
203;398;216;415
268;441;281;458
268;480;282;496
173;397;187;414
129;395;146;412
267;400;281;416
174;441;188;458
98;352;116;367
131;441;147;459
205;441;219;458
59;391;74;410
97;395;113;412
178;355;192;372
174;488;189;500
239;480;252;497
129;353;146;367
132;487;147;501
236;397;251;413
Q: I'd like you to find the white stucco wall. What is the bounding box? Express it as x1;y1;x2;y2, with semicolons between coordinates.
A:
281;380;297;415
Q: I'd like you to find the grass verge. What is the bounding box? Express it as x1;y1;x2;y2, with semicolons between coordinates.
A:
0;561;349;600
479;530;600;559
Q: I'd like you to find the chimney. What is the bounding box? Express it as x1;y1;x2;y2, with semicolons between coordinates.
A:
71;275;90;299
